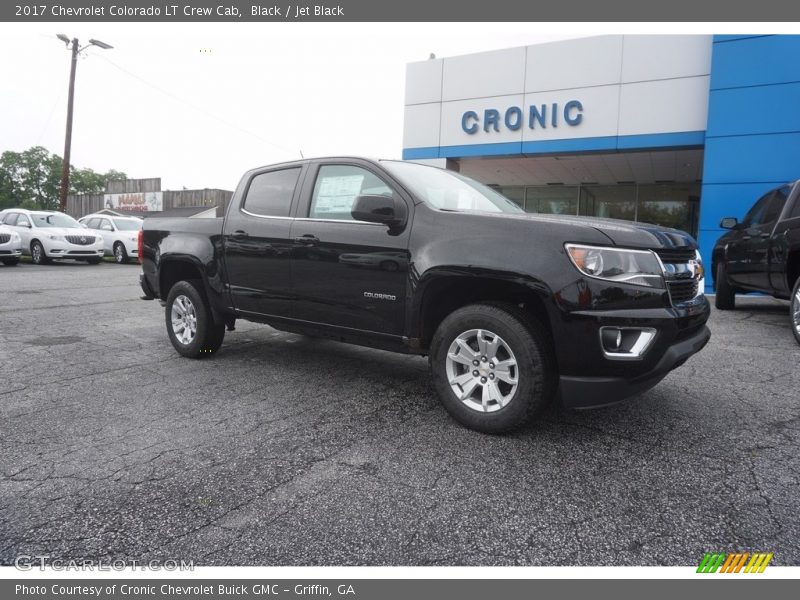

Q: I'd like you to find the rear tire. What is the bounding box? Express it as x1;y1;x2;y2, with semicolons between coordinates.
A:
429;302;556;434
715;263;735;310
114;242;129;264
791;276;800;346
2;258;19;266
165;280;225;358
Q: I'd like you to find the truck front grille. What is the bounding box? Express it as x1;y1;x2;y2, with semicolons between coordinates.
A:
0;234;9;244
65;235;95;245
667;279;699;304
655;248;695;264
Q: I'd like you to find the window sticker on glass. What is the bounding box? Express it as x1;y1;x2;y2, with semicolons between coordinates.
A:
314;175;365;213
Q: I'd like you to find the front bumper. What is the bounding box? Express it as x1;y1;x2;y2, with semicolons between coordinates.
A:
0;247;22;256
559;324;710;409
45;242;105;259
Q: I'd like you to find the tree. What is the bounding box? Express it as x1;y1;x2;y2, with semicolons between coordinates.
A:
0;146;127;210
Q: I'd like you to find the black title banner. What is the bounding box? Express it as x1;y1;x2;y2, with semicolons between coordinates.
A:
3;0;800;21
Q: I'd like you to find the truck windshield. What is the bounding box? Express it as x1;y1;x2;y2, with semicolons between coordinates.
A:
382;160;524;214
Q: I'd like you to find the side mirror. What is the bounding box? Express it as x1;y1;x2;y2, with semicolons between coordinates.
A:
351;195;406;229
719;217;738;229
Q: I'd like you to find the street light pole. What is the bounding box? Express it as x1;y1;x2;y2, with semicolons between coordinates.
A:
56;35;113;213
58;37;79;213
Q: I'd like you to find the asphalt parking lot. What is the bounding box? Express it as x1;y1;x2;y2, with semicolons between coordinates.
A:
1;261;798;566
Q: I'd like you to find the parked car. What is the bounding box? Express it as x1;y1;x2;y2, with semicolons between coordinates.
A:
0;224;22;266
712;181;800;344
0;209;105;265
139;158;710;433
78;213;143;263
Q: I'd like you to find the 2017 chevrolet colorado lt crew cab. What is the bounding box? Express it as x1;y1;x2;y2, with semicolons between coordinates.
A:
139;158;710;432
712;180;800;345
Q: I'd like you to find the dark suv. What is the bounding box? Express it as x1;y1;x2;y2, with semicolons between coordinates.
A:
713;181;800;344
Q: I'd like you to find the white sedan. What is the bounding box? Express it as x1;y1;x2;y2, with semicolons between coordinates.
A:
0;224;22;266
78;214;143;264
0;209;105;265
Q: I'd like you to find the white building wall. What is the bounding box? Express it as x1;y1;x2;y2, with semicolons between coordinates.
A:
403;35;713;155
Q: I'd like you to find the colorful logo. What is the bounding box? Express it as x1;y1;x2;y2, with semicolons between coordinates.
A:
697;552;773;573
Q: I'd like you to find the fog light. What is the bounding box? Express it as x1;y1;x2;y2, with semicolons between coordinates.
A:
599;327;656;360
601;327;623;351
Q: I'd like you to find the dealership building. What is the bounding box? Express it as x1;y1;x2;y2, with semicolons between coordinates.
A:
402;35;800;291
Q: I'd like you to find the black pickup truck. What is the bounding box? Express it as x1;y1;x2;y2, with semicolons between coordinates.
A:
712;181;800;344
139;157;710;433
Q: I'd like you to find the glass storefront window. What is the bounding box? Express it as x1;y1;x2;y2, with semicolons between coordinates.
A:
497;187;525;210
637;184;700;236
579;185;636;221
525;186;579;215
492;181;700;237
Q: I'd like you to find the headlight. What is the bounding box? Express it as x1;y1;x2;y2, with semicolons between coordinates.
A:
129;237;137;243
10;232;20;241
565;244;665;289
48;234;64;241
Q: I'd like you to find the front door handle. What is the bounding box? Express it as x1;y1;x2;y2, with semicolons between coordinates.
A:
760;232;771;239
293;234;319;245
231;230;249;238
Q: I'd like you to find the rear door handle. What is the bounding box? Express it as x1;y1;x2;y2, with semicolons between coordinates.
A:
294;234;319;245
760;232;771;239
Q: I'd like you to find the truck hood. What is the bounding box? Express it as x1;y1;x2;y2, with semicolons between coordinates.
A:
474;212;698;250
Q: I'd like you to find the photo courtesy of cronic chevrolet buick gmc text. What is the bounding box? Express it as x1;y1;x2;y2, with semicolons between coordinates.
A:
139;158;710;433
713;181;800;345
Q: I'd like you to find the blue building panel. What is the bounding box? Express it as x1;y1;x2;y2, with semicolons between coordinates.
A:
709;35;800;90
703;133;800;184
706;82;800;138
700;34;800;291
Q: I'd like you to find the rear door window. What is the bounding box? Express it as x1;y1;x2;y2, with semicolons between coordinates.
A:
242;168;302;217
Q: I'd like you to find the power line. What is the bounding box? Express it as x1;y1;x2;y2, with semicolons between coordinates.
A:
93;52;301;157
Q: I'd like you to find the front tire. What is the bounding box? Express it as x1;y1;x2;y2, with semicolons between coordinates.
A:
114;242;129;264
165;280;225;358
791;276;800;346
30;241;49;265
715;263;735;310
429;302;556;434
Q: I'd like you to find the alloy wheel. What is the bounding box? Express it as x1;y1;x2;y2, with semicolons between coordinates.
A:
793;288;800;336
445;328;519;413
170;295;198;345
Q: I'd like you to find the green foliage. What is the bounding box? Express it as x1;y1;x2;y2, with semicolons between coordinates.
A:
0;146;127;211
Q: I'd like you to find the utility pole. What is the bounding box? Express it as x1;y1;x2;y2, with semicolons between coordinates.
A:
56;35;113;213
58;37;79;213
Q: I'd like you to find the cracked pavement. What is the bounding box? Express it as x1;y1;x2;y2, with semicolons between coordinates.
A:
0;261;798;565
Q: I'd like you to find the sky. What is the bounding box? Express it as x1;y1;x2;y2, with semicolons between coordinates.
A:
2;23;778;192
0;23;588;191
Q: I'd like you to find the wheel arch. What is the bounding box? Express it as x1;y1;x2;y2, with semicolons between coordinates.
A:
410;269;556;353
787;250;800;292
158;256;229;325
